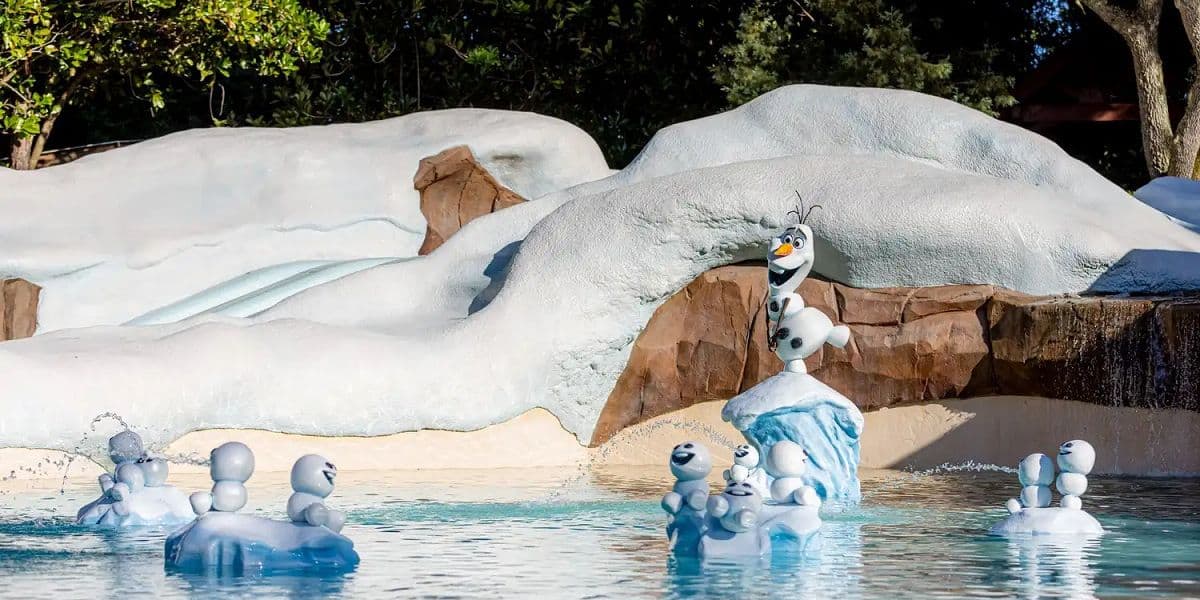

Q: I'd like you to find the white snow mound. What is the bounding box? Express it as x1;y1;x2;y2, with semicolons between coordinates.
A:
1;85;1198;453
0;109;610;332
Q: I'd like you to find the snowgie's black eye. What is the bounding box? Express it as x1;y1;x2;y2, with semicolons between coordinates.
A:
684;443;693;449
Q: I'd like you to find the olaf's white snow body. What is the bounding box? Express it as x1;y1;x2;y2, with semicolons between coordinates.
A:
772;306;851;374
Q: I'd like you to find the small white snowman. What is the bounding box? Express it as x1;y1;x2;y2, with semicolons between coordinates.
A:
707;481;764;533
97;430;145;497
722;444;769;497
1005;453;1055;514
763;441;821;507
772;305;851;374
1055;440;1095;510
286;454;346;533
662;441;712;554
662;441;713;514
699;481;773;558
190;441;255;515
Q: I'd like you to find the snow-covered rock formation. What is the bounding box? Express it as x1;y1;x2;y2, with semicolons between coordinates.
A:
1135;176;1200;234
1;85;1198;454
0;109;610;332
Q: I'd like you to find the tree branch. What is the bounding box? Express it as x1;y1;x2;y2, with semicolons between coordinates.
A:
1078;0;1139;33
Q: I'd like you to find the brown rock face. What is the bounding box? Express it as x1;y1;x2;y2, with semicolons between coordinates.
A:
0;278;40;340
414;145;526;254
591;264;1200;446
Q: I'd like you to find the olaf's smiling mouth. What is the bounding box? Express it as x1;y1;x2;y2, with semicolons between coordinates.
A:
671;452;695;466
768;266;800;287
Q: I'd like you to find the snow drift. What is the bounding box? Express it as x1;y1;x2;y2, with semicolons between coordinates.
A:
1135;176;1200;234
1;85;1198;454
0;109;610;332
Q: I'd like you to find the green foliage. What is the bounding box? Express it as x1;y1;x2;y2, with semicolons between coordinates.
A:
232;0;746;164
712;0;1070;116
713;2;792;105
0;0;327;165
5;0;1073;169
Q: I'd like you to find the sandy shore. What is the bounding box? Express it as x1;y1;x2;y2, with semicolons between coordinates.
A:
2;396;1196;483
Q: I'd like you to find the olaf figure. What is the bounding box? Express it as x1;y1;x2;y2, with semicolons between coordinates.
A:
662;441;712;554
766;201;818;352
190;441;255;515
1056;440;1095;510
287;454;347;533
723;444;769;497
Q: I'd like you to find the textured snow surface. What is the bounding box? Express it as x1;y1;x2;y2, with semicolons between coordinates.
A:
164;512;359;573
2;85;1199;453
0;109;610;332
1135;176;1200;234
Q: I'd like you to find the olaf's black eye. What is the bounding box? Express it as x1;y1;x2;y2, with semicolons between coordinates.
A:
769;300;779;312
775;328;790;341
793;232;807;248
790;338;804;349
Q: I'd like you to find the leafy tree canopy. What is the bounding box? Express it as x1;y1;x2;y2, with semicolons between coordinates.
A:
0;0;328;168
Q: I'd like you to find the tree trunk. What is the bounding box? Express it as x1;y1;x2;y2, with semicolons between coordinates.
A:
1080;0;1173;177
1172;0;1200;177
1168;78;1200;176
9;136;35;170
1127;29;1175;177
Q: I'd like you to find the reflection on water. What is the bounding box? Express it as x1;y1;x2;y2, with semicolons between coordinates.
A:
0;468;1197;598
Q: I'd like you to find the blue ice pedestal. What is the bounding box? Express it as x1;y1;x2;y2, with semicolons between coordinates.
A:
164;512;359;574
722;371;864;502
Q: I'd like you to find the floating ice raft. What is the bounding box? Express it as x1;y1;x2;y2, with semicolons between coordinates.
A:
989;507;1104;536
76;486;194;527
164;513;359;574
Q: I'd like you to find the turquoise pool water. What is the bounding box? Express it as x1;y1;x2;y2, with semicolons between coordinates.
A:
0;467;1197;598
